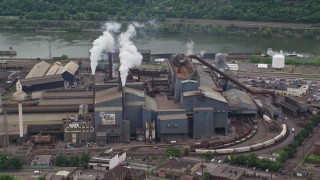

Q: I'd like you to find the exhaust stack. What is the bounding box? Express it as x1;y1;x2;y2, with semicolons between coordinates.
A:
108;52;113;80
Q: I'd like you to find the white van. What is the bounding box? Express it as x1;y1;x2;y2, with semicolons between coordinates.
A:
34;171;41;175
291;128;295;132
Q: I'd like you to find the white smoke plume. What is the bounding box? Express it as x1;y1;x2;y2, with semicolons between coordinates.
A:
132;22;144;28
186;40;194;56
118;25;143;87
90;22;121;75
200;50;206;57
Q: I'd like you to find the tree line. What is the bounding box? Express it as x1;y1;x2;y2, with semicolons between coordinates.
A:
0;0;320;23
0;153;22;170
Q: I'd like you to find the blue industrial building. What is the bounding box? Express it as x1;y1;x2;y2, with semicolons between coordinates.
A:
95;55;230;143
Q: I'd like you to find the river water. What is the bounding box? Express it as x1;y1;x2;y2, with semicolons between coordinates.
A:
0;31;319;58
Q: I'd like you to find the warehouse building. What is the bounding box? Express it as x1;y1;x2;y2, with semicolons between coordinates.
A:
25;61;51;79
224;88;257;115
61;61;79;84
21;75;65;92
21;61;79;92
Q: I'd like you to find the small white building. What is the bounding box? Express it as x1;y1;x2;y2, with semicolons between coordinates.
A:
88;148;126;171
154;58;166;64
227;63;239;71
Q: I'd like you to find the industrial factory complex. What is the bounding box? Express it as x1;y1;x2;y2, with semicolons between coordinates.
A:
1;49;320;179
0;50;315;146
0;52;266;146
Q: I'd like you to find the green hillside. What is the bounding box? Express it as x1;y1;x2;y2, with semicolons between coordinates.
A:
0;0;319;23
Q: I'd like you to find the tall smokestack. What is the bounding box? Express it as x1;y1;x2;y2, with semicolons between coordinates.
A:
108;52;113;80
122;87;125;120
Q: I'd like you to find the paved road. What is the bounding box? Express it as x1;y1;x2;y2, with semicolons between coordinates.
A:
285;123;320;168
0;169;50;179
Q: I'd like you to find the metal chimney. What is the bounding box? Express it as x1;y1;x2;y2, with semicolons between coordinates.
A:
108;52;113;80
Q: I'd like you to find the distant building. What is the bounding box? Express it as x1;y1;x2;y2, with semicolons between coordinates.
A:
153;159;201;179
103;165;130;180
129;169;146;180
205;163;246;180
31;155;52;167
63;114;94;143
314;140;320;155
50;171;70;180
89;149;126;171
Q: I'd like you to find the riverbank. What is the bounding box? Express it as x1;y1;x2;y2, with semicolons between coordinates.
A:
0;18;319;39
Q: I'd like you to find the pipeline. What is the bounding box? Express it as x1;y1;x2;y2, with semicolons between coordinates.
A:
187;55;269;94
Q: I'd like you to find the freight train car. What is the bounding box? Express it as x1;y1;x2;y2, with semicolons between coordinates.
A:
195;124;287;154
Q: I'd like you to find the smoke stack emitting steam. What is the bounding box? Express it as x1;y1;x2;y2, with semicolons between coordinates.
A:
90;22;121;75
90;22;142;87
118;25;143;87
186;40;194;56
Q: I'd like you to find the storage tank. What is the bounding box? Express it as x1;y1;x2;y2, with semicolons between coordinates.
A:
272;54;285;69
34;134;51;144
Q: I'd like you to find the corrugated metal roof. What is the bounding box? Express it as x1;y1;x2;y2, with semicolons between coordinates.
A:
224;89;256;107
20;75;64;86
61;61;79;75
183;90;227;103
181;79;198;84
158;114;188;120
197;67;219;91
55;171;70;177
125;87;144;97
42;90;93;98
145;95;158;111
95;87;121;104
155;93;181;109
39;98;93;106
46;62;64;76
26;61;51;79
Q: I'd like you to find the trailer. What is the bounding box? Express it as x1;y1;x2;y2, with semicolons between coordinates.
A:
257;64;268;69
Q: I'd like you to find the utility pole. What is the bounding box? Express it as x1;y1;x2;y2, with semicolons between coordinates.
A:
49;44;52;60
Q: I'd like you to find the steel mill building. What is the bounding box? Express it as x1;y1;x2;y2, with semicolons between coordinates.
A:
94;55;230;145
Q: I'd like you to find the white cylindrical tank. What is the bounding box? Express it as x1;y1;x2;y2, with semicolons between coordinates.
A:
272;54;285;69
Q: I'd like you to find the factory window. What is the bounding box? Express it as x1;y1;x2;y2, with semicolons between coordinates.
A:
167;124;171;127
174;124;178;127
